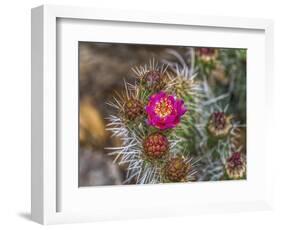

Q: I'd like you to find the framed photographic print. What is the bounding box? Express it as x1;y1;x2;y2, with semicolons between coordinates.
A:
31;5;274;224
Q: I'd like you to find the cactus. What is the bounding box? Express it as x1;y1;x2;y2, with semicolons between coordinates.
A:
106;47;246;184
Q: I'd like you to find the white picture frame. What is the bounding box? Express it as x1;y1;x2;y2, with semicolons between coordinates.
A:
31;5;274;225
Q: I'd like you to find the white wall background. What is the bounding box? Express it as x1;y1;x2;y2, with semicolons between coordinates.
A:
0;0;280;229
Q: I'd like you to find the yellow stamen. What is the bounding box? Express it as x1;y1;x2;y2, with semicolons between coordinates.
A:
154;98;173;118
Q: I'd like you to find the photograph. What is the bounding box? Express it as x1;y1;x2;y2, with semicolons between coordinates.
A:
78;42;247;186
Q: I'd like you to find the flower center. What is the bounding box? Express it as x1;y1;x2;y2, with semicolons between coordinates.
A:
154;97;173;118
199;48;216;56
212;112;226;129
227;152;243;168
145;71;161;85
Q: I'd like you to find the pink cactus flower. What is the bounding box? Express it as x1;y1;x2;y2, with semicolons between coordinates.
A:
146;91;187;130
